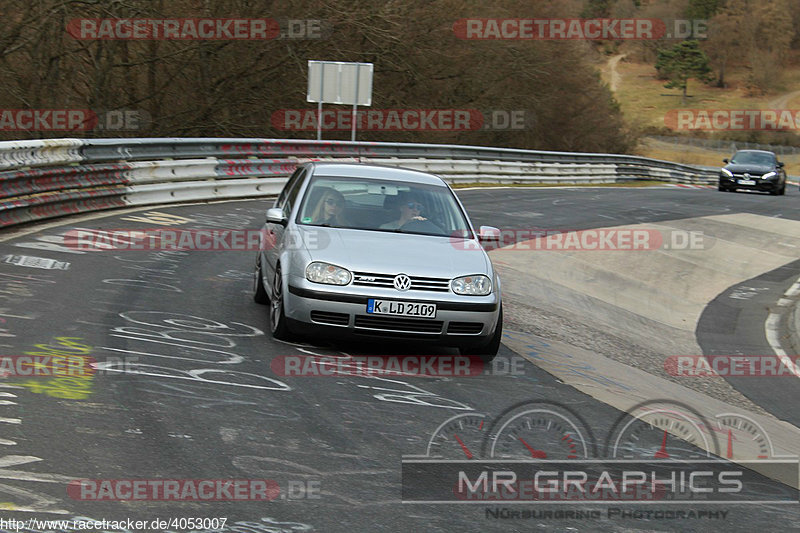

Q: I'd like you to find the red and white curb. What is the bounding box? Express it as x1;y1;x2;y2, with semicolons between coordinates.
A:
668;184;716;189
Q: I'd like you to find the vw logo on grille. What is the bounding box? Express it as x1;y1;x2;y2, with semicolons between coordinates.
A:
393;274;412;291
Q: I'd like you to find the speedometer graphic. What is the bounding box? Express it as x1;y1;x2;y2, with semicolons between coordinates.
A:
490;408;588;459
608;401;719;459
714;413;783;460
426;413;489;459
486;401;594;459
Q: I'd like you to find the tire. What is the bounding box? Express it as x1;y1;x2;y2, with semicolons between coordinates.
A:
717;183;726;192
253;255;269;304
269;264;293;340
779;183;786;196
459;305;503;363
770;186;779;196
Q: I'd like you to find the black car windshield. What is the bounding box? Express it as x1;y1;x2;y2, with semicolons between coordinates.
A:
296;175;473;238
729;152;776;166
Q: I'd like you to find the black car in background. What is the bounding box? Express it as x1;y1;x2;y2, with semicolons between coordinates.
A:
718;150;786;195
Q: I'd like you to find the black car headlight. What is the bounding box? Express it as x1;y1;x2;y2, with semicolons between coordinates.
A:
761;171;777;180
720;168;733;178
306;262;352;285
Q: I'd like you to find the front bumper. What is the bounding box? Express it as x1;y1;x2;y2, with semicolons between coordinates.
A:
284;282;500;345
719;176;780;192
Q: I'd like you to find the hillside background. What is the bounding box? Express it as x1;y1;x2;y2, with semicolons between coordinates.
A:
0;0;798;160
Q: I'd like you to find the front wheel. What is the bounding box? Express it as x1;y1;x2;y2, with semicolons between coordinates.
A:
459;305;503;363
253;255;269;304
269;265;293;340
779;183;786;196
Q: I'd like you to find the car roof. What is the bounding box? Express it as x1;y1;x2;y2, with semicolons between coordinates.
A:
733;150;776;156
307;162;447;186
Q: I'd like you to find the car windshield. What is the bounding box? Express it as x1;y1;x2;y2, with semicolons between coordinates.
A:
730;152;775;166
296;174;473;238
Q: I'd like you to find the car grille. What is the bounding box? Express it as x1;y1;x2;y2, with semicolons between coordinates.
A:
447;322;484;334
352;271;450;292
354;315;443;334
310;310;349;327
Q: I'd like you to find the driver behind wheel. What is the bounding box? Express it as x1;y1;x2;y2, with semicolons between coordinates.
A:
380;192;427;229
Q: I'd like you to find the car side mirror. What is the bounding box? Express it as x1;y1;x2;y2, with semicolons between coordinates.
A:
722;159;729;163
266;207;287;226
478;226;501;242
778;161;785;168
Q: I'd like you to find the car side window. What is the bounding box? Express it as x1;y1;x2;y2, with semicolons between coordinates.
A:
281;168;307;218
276;167;306;210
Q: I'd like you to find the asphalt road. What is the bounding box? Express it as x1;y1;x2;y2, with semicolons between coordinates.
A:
697;259;800;427
0;185;798;532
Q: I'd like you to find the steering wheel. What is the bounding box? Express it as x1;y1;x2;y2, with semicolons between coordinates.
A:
399;219;444;234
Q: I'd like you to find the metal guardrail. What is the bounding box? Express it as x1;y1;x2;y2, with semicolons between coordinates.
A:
0;138;721;228
648;135;800;156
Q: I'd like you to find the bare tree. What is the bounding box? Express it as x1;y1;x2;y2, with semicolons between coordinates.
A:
0;0;636;152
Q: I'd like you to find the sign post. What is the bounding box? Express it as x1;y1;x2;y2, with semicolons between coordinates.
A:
307;61;374;141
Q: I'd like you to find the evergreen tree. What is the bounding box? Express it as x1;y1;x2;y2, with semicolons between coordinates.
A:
655;40;714;102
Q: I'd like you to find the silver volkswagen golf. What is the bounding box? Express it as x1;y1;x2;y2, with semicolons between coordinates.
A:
254;162;503;360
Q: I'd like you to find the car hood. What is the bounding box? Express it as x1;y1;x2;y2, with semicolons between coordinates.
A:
299;226;491;277
723;163;776;174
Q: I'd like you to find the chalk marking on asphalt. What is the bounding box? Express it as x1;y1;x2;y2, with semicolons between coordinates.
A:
0;199;265;243
0;469;76;483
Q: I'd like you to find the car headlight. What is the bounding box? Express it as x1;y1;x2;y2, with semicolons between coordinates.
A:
761;171;777;179
451;275;492;295
306;262;352;285
720;168;733;177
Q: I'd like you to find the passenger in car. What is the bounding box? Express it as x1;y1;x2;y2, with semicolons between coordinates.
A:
311;189;350;226
380;192;427;229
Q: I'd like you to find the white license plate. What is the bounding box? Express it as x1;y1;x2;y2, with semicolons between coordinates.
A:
367;299;437;318
738;179;755;185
